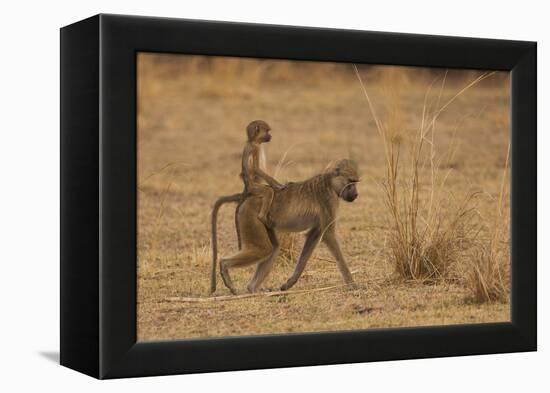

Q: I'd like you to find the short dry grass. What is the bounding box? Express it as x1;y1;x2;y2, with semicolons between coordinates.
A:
136;54;510;341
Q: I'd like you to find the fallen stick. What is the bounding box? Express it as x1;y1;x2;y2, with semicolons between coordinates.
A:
165;284;348;303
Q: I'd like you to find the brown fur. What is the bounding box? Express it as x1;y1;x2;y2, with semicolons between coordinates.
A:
211;159;359;294
240;120;285;225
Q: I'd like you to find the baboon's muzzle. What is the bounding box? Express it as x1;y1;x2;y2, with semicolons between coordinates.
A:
342;185;358;202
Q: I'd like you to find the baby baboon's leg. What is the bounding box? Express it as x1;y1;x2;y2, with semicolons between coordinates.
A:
323;231;355;285
247;228;280;293
257;186;274;225
220;248;272;295
280;227;321;291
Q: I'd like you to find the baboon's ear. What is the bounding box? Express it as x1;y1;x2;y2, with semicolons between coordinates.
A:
246;122;258;141
333;166;341;176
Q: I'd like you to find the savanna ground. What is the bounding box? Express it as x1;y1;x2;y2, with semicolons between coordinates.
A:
137;53;510;341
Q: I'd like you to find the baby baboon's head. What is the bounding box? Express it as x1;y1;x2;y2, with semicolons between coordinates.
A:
246;120;272;143
327;159;360;202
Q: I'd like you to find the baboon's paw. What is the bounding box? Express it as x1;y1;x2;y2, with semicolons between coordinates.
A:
346;281;359;290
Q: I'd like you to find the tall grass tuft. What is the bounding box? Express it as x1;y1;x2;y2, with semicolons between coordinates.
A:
465;243;509;303
353;65;494;282
464;144;510;302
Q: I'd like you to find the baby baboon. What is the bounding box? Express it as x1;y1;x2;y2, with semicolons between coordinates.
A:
241;120;286;226
211;159;360;294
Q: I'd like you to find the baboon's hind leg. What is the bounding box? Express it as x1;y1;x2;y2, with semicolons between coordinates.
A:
247;228;280;293
220;248;272;295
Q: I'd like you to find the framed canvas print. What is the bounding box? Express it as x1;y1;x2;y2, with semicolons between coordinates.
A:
60;14;536;379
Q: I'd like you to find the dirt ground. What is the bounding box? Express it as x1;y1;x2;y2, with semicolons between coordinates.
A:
136;53;510;341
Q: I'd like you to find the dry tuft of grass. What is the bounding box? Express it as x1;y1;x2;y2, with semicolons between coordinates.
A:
353;66;494;282
278;232;301;266
465;243;509;303
386;193;478;282
464;144;510;303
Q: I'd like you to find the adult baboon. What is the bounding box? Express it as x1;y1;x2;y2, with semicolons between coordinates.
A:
211;159;359;294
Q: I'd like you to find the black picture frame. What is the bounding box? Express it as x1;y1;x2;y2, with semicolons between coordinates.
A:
60;14;536;379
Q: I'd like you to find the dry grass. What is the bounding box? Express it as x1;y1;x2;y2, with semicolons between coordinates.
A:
353;67;494;282
464;144;510;303
136;54;511;341
354;65;510;300
465;244;509;303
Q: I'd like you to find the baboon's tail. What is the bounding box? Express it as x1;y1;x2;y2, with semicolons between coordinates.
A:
235;199;245;250
211;193;243;294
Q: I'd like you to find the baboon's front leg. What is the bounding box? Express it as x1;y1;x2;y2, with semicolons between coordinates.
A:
280;227;321;291
322;231;355;286
247;227;280;293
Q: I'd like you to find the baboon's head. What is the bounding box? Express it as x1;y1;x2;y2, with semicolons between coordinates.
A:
327;159;360;202
247;120;272;143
